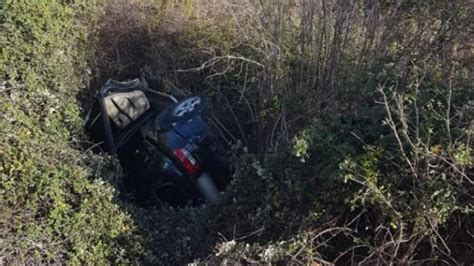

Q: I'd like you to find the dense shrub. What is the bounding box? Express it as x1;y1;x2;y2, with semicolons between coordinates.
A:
1;0;472;264
0;1;142;263
119;1;471;263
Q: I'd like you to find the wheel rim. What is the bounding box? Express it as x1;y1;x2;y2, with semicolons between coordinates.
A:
173;96;201;117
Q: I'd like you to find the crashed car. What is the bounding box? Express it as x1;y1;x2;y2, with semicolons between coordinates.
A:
85;78;231;205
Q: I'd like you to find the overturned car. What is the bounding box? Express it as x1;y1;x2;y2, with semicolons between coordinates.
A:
85;78;231;206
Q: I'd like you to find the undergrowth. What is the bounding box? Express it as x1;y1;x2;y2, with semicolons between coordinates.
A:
1;0;473;264
0;1;142;264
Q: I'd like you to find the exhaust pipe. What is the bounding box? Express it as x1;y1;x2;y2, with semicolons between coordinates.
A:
196;173;221;205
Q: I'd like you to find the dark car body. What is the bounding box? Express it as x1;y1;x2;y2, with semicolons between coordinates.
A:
86;78;230;206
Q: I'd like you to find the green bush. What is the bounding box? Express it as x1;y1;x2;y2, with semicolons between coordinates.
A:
1;0;472;264
0;1;142;263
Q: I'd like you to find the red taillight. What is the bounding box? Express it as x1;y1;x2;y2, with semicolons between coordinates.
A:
173;148;200;175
